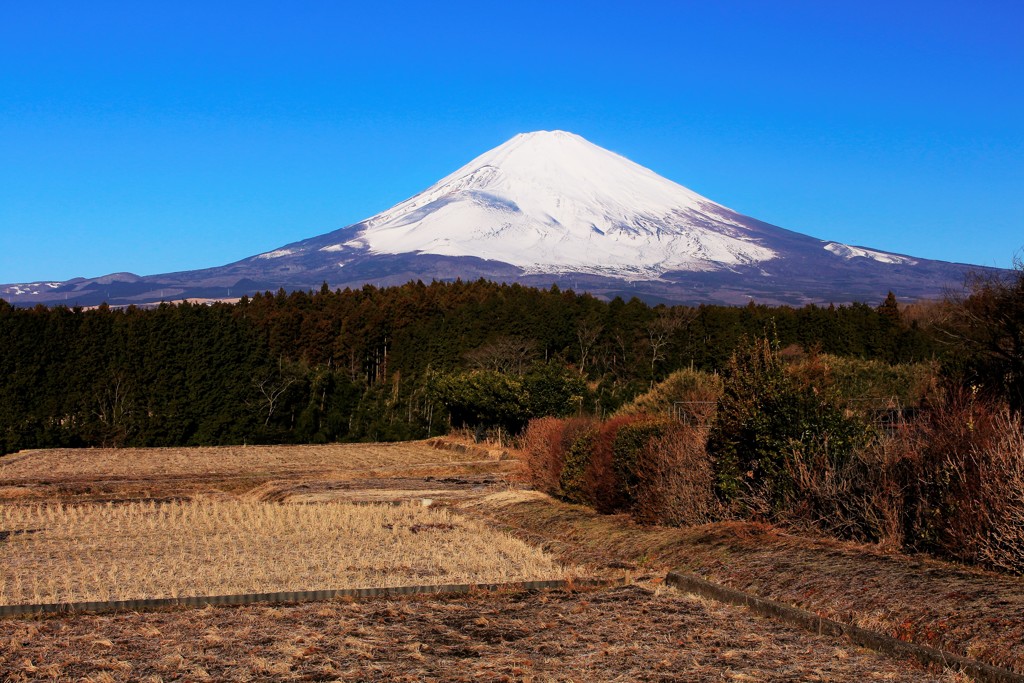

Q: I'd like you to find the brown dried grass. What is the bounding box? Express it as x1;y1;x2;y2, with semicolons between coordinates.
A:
466;491;1024;675
0;585;954;682
0;499;569;606
0;442;468;483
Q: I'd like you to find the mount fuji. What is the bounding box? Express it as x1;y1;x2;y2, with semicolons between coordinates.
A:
3;131;992;307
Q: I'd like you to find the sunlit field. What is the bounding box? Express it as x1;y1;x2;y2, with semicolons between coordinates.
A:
0;499;568;605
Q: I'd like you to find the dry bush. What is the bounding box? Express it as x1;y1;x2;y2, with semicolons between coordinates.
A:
777;433;908;547
0;499;569;605
771;390;1024;570
517;417;564;494
519;417;595;497
631;424;719;526
585;414;646;513
769;389;1007;553
903;388;1004;563
961;409;1024;574
845;432;913;549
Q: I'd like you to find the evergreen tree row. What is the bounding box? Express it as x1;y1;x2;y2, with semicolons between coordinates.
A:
0;280;940;455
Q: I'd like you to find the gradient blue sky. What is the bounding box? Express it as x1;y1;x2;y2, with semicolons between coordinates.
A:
2;1;1022;283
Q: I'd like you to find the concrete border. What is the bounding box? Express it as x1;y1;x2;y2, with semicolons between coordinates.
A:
0;577;619;619
666;571;1023;683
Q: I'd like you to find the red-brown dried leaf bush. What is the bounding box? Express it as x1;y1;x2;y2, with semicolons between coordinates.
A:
631;423;719;526
585;414;648;512
519;416;595;497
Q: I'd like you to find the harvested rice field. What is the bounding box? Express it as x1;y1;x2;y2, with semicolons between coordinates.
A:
0;442;471;482
0;584;958;682
0;441;510;503
0;441;1004;681
0;499;568;606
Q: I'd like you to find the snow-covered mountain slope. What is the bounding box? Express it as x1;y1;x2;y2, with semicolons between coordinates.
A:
1;131;998;307
321;131;775;278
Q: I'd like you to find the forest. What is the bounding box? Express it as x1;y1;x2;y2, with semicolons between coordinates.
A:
0;274;1012;457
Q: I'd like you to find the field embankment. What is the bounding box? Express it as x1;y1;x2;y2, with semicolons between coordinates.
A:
462;490;1024;675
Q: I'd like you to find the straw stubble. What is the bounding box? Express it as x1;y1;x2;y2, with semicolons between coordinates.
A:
0;499;569;605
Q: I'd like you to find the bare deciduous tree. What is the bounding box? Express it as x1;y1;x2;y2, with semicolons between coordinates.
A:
253;358;302;426
464;336;539;374
576;320;604;373
646;308;694;386
93;374;135;447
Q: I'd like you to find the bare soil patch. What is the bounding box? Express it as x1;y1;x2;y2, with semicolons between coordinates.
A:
247;472;514;505
0;584;958;682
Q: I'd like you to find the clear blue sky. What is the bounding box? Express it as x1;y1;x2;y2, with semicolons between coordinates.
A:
2;0;1022;282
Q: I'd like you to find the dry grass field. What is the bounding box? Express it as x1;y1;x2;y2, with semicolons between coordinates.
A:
0;499;568;606
466;490;1024;675
0;440;1010;681
0;441;514;503
0;585;959;682
0;442;471;482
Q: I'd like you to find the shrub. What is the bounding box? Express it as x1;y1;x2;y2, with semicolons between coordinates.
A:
818;386;1023;572
971;409;1024;574
777;431;906;546
429;370;530;435
843;433;912;548
518;417;565;495
778;386;1024;572
586;414;646;512
902;387;1003;561
617;368;723;422
787;354;939;408
522;363;587;419
520;416;595;497
632;423;719;526
612;417;674;504
709;336;872;515
560;426;598;505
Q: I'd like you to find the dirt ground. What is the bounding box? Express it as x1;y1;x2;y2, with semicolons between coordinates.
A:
0;584;958;682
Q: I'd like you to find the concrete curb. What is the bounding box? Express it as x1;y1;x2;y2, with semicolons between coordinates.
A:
0;577;620;619
666;571;1023;683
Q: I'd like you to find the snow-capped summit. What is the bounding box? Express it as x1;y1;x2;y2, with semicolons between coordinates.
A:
2;131;995;307
319;130;776;278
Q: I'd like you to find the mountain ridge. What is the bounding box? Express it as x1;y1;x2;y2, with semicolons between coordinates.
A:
2;130;995;307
